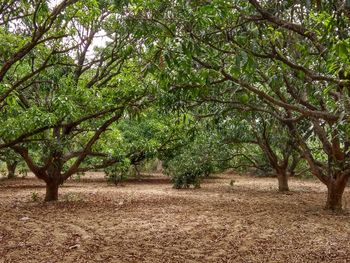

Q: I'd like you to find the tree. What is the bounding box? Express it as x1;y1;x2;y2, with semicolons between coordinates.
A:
3;0;149;201
0;149;20;179
103;110;196;184
163;129;227;188
218;113;297;192
136;0;350;210
0;0;84;147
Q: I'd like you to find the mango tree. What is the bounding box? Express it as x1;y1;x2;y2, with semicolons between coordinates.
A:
0;0;86;147
4;0;149;201
0;149;23;179
136;0;350;210
219;113;299;192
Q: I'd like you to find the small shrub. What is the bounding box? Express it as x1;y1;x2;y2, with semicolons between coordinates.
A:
106;172;126;185
73;172;85;181
172;170;202;189
104;159;130;185
164;156;209;189
18;165;29;178
165;160;208;189
31;192;39;202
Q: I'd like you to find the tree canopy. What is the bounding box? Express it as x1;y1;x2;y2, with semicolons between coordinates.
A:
1;0;349;210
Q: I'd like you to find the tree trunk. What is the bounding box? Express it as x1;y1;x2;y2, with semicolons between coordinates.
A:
276;168;289;192
156;159;163;172
6;161;17;179
45;181;59;202
325;178;348;211
288;154;299;177
134;165;141;181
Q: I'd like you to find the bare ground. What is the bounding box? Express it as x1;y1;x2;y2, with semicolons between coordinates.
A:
0;173;350;263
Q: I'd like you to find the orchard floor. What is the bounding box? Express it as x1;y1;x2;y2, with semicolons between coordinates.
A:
1;173;350;263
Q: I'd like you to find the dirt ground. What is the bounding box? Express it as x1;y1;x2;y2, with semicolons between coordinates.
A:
0;173;350;263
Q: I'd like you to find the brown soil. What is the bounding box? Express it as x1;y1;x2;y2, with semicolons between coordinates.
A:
1;173;350;263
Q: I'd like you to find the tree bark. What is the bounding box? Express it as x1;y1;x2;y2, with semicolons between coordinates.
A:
6;161;17;179
325;177;348;211
45;181;59;202
276;167;289;192
134;165;141;181
288;154;299;177
156;160;163;172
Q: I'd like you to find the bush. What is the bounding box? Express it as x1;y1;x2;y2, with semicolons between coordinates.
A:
164;153;213;189
172;170;202;189
104;159;130;185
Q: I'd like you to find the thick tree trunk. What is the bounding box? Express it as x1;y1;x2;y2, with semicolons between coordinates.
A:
44;154;64;202
45;181;59;202
276;168;289;192
6;161;17;179
325;178;348;211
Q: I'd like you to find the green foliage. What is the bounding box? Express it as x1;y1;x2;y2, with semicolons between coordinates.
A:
1;0;349;210
171;170;202;189
134;0;350;193
163;126;231;188
104;158;131;185
164;141;207;189
73;172;85;181
31;192;39;202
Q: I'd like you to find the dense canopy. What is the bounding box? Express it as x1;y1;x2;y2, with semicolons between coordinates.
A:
1;0;350;212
